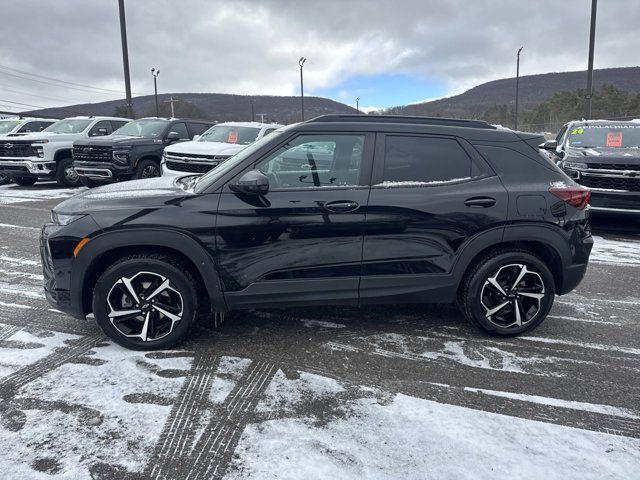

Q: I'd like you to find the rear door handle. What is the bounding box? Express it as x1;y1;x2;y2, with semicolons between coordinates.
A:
322;200;360;212
464;197;496;208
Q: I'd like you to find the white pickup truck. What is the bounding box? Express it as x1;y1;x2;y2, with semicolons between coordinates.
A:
161;121;282;177
0;116;130;187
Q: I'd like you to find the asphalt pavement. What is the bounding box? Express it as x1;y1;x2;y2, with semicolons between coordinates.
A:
0;182;638;480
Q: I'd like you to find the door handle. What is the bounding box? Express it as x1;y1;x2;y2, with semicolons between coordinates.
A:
322;200;360;212
464;197;496;208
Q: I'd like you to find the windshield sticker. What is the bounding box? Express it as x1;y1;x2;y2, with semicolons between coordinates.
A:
227;131;238;144
570;127;584;135
606;131;623;147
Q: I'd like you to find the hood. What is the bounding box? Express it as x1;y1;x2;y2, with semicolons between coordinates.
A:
164;140;246;156
74;135;163;148
565;146;640;164
54;176;194;213
8;131;79;143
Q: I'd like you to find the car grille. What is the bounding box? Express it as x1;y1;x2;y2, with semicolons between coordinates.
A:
0;141;36;158
72;145;113;162
587;163;640;171
166;160;217;174
0;164;29;172
581;176;640;192
166;152;231;161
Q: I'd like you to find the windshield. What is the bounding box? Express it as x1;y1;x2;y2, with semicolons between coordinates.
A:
113;119;168;138
566;124;640;148
43;119;92;134
198;125;261;145
194;129;286;193
0;120;21;134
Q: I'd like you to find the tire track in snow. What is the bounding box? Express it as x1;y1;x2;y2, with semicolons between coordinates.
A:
147;353;220;480
0;324;21;340
184;360;278;480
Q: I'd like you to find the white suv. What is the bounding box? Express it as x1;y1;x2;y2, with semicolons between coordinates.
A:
161;121;282;177
0;116;130;187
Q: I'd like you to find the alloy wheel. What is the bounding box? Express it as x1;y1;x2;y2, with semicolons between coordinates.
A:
480;263;545;329
107;271;184;341
65;166;79;182
142;165;159;178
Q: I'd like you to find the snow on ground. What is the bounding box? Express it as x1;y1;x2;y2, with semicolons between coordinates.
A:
227;382;640;480
590;235;640;265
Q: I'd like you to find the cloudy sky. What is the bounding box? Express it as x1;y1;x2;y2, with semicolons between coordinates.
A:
0;0;637;113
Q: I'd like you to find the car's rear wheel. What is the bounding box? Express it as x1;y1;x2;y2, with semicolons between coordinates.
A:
135;159;160;179
11;176;37;186
56;157;81;187
92;253;198;350
459;250;555;336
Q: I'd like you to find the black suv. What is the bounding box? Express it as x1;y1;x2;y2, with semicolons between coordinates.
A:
541;119;640;215
41;115;593;350
73;117;212;186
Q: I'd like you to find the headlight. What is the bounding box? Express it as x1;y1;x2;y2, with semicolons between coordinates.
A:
112;151;129;164
32;139;49;144
51;212;85;225
35;146;44;158
563;161;588;170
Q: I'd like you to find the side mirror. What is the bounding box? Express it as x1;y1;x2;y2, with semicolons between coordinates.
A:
541;140;558;151
193;135;201;141
166;131;181;142
229;170;269;195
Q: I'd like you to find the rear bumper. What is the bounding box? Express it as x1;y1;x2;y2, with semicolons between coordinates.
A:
0;158;56;176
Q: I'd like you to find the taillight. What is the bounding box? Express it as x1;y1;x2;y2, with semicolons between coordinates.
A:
549;185;590;210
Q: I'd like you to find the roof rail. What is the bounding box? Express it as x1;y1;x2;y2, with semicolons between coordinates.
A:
306;114;495;129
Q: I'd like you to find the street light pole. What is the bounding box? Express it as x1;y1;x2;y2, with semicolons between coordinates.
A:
151;68;160;117
117;0;133;118
356;97;360;113
515;46;523;131
585;0;598;119
250;98;255;122
299;57;306;121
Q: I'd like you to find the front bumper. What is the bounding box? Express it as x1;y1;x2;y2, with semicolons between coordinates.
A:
0;158;56;176
73;160;132;181
588;189;640;215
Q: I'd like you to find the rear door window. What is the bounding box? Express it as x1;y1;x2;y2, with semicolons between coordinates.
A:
379;135;475;187
188;122;210;137
169;122;189;140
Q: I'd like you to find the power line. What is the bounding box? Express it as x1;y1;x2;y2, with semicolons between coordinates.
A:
0;69;123;97
0;63;133;95
0;86;83;104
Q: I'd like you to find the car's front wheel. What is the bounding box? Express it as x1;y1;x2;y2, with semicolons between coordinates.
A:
56;157;81;187
135;159;161;179
459;250;555;336
92;253;198;350
0;174;10;186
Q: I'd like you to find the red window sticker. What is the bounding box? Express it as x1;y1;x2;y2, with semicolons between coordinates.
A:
606;131;622;147
227;131;238;144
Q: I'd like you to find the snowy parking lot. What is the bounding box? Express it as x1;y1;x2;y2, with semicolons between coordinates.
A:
0;182;639;479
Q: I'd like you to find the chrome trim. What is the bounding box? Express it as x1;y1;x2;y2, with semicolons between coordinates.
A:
581;170;640;179
589;206;640;214
0;159;53;174
75;167;113;178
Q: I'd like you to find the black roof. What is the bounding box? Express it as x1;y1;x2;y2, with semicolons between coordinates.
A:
307;114;495;130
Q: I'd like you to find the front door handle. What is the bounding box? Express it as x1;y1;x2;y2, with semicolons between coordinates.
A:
323;200;360;212
464;197;496;208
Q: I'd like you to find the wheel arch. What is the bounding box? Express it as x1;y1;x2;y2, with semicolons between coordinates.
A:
54;148;72;162
72;229;226;316
133;154;161;169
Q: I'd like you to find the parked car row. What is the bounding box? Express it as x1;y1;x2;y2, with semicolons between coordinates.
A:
541;119;640;215
0;115;282;188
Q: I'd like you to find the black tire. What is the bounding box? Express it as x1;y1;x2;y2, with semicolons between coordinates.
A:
11;176;37;186
92;253;199;350
79;176;100;188
0;174;10;186
55;157;81;187
134;159;161;180
459;249;555;336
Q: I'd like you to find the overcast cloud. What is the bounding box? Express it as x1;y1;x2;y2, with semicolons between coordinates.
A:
0;0;637;112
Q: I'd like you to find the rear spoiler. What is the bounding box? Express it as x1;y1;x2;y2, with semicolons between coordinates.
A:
515;132;546;152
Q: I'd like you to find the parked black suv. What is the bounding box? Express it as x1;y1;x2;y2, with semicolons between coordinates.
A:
73;117;212;186
542;120;640;215
42;115;593;350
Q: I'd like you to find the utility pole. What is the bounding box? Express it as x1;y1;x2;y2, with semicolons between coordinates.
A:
151;68;160;117
356;97;360;113
118;0;133;118
250;98;255;122
585;0;598;119
163;96;178;118
299;57;306;121
256;113;267;123
515;46;523;130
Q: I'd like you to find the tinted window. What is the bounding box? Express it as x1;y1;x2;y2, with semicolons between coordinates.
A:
111;120;129;130
169;122;189;140
188;122;210;137
89;120;113;136
381;135;473;186
255;134;365;189
113;119;167;137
